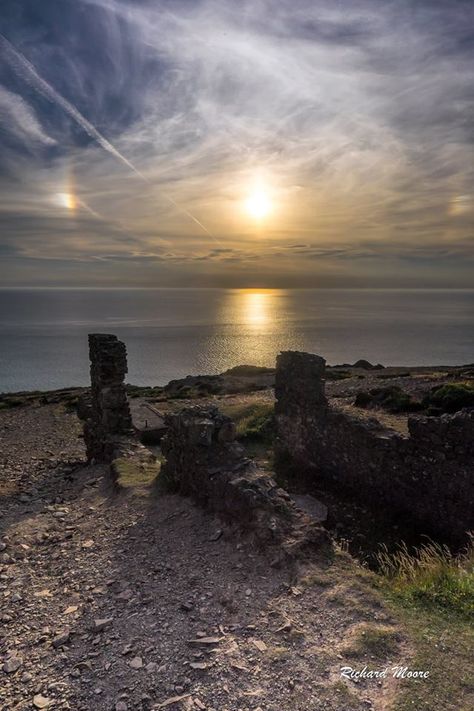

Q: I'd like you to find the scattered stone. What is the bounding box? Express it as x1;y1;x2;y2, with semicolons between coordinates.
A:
52;630;70;648
93;617;113;631
33;695;51;709
180;601;194;612
187;637;223;646
3;656;22;673
154;694;192;709
252;640;267;652
116;702;128;711
209;529;223;542
130;656;143;669
189;662;212;671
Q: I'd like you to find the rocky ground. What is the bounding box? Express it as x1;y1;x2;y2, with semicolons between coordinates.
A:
0;401;411;711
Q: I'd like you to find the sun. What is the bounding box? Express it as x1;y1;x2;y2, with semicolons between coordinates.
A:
244;189;272;220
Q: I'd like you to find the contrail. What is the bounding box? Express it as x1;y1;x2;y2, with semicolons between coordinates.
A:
0;34;144;179
0;33;216;240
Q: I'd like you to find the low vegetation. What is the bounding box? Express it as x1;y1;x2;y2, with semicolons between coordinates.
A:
355;381;474;415
342;623;401;659
422;382;474;414
376;539;474;619
111;457;161;489
355;385;422;413
325;369;353;381
377;540;474;710
126;384;164;399
220;401;275;442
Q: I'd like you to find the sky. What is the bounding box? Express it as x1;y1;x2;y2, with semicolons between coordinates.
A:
0;0;473;288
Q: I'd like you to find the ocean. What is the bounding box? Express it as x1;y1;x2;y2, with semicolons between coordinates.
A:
0;288;473;393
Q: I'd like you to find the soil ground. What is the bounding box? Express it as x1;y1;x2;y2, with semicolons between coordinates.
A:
1;364;472;711
1;402;408;711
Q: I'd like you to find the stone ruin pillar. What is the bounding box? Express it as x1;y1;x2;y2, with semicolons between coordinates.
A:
84;334;132;462
274;350;328;480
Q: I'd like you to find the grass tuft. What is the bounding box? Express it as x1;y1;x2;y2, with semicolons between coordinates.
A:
376;538;474;619
220;402;275;442
112;457;160;489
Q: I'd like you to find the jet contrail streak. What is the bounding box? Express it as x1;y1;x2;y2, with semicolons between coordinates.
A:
0;33;217;240
0;34;145;179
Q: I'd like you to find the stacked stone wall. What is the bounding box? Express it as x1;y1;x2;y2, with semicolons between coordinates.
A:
160;405;328;558
275;351;474;543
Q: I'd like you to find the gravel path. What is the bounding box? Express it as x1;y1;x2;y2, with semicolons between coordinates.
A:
1;403;406;711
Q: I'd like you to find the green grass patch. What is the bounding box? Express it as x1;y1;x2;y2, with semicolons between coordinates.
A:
376;539;474;619
220;401;275;442
390;601;474;711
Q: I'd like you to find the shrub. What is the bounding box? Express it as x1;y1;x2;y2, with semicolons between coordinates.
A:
354;386;422;413
422;382;474;414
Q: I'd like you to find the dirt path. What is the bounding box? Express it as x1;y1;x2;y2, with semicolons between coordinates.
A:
1;404;408;711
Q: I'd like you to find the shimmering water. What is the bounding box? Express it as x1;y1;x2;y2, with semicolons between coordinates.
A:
0;288;473;392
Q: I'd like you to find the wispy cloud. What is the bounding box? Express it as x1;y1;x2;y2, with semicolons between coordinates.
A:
0;85;56;148
0;0;472;286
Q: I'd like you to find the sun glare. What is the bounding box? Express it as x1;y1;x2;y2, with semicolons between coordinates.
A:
244;188;272;220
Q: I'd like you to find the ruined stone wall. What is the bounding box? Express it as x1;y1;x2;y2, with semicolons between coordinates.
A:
160;405;328;558
84;334;132;462
275;351;474;543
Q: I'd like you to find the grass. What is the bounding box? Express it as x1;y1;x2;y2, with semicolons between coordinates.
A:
375;538;474;710
342;623;401;659
111;457;161;489
126;384;164;399
354;381;474;416
390;603;474;711
376;539;474;619
422;382;474;414
220;401;275;442
354;385;422;413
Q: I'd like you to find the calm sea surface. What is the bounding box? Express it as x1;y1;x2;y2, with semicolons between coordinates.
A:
0;288;473;392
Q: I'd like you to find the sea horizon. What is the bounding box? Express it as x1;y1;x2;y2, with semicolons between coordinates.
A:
1;287;473;393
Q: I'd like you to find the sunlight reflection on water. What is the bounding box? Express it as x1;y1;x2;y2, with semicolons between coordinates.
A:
196;289;304;373
1;288;473;391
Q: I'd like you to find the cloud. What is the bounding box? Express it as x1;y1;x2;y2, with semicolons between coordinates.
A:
0;85;56;147
0;0;472;286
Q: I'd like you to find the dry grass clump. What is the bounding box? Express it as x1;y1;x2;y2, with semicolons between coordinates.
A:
376;538;474;618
